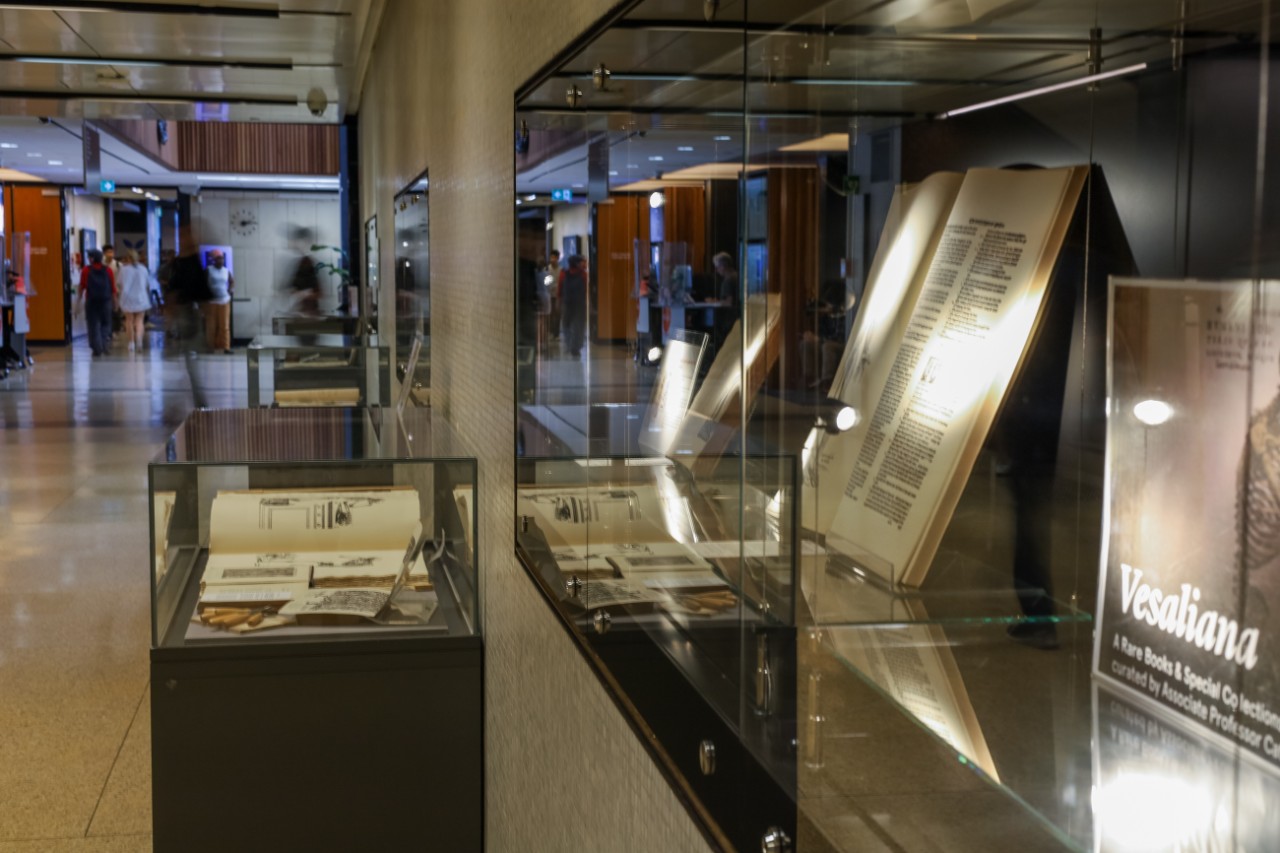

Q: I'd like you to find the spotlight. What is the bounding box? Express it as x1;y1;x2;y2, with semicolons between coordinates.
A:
649;191;665;209
834;406;858;432
648;346;663;363
1133;399;1173;426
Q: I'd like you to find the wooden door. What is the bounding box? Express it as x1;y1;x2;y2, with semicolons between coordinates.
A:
6;185;69;343
594;196;649;342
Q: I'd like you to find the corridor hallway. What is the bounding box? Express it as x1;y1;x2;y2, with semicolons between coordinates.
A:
0;341;242;852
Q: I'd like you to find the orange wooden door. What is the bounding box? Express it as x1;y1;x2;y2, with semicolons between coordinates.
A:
594;196;649;342
6;185;68;343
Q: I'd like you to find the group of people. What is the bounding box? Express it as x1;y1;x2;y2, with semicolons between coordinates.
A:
536;249;588;358
75;244;158;358
75;240;241;358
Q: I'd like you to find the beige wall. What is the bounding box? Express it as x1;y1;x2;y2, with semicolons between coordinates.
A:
358;2;715;851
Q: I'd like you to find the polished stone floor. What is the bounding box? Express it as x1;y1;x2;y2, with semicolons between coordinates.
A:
0;336;242;851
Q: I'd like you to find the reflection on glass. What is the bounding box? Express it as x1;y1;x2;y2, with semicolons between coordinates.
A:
513;0;1280;848
394;175;429;404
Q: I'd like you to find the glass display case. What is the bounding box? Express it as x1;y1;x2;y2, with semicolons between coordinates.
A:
245;333;390;408
149;407;480;851
270;314;363;337
394;172;430;405
514;0;1280;849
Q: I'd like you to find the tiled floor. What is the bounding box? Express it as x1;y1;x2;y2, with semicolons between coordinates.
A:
0;335;242;851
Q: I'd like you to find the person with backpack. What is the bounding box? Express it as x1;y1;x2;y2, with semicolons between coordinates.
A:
75;248;117;358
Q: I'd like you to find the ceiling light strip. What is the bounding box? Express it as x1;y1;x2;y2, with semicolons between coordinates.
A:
0;2;278;17
0;89;298;106
937;62;1148;119
2;54;292;70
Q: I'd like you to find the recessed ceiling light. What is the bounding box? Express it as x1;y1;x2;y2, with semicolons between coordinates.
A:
608;170;618;176
627;164;639;169
571;183;584;188
26;151;40;157
714;135;731;141
677;146;694;152
47;160;62;165
0;143;16;149
648;155;664;162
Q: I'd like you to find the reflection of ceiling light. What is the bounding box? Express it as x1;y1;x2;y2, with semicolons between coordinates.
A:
515;199;523;205
571;183;584;188
608;170;618;176
47;160;61;165
648;155;664;162
402;241;408;247
131;186;143;193
780;133;850;153
26;152;40;157
677;146;694;152
648;346;662;362
649;191;665;209
835;406;858;431
1133;399;1173;426
714;135;731;141
0;143;16;149
792;78;916;87
525;194;536;201
627;164;639;169
1097;772;1212;851
939;62;1148;119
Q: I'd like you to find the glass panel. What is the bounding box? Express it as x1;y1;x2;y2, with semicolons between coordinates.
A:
149;408;478;649
748;1;1274;849
394;173;430;404
364;214;379;336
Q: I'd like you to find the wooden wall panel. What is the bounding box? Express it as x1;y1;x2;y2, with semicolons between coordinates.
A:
6;186;68;343
663;185;705;273
178;123;340;175
767;167;820;386
98;120;179;169
595;196;649;342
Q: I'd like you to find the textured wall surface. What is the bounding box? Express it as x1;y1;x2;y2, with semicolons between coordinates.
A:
358;3;715;851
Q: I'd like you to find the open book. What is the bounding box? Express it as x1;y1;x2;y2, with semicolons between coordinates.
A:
199;487;431;618
805;166;1087;587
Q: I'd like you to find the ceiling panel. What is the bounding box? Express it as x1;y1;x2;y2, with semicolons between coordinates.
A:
0;1;364;122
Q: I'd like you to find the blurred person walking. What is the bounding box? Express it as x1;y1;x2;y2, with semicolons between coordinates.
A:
559;254;587;358
75;249;116;358
117;249;152;351
205;250;234;353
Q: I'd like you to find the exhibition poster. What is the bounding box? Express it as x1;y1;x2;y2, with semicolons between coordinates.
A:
1098;277;1280;770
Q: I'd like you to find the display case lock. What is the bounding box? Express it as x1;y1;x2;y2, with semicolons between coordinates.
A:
754;633;774;716
592;610;612;635
698;740;716;776
761;827;793;853
565;575;584;599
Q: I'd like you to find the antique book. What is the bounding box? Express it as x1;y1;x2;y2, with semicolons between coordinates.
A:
827;621;999;781
670;293;783;461
274;387;361;407
280;523;437;625
806;166;1087;587
638;329;708;457
152;490;176;582
198;487;428;626
800;556;998;780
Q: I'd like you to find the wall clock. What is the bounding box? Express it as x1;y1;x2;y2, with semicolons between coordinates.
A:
231;208;258;237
